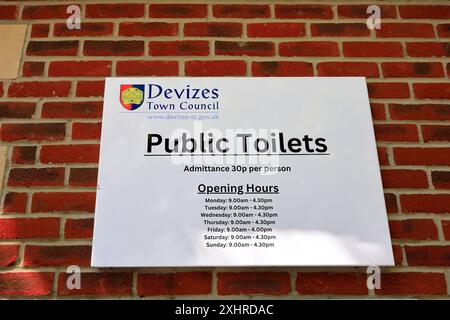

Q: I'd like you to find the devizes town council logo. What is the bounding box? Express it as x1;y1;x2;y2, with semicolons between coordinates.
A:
120;84;145;111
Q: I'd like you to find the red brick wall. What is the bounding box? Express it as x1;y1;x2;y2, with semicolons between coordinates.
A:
0;1;449;298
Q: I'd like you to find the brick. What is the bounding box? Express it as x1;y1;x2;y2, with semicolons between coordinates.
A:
343;42;403;57
252;61;313;77
279;41;339;57
377;147;389;166
388;219;438;240
381;169;428;189
119;22;178;37
297;273;367;295
399;5;450;19
76;81;105;97
12;146;36;164
184;22;242;37
317;62;379;77
406;42;449;57
116;61;178;76
443;220;450;240
213;5;270;18
185;60;246;76
382;62;444;78
422;125;450;142
8;81;71;98
384;193;398;213
49;61;111;77
69;168;98;187
31;192;96;213
0;123;65;142
337;5;397;18
437;24;450;38
3;193;27;213
431;171;450;189
149;41;209;56
26;41;78;56
389;104;450;121
2;2;449;299
216;41;274;57
374;124;419;142
0;102;35;118
375;273;447;295
64;218;94;239
54;22;113;37
40;144;99;164
58;273;132;296
84;41;144;56
275;5;333;19
394;148;450;166
0;5;17;19
377;24;435;38
393;245;403;265
31;24;49;38
367;83;410;99
248;23;305;38
149;4;207;18
0;218;59;239
405;246;450;266
370;103;386;121
22;5;68;19
311;23;369;37
400;194;450;213
0;273;54;296
8;168;65;187
42;101;102;119
217;272;290;295
138;272;211;296
86;4;144;18
414;83;450;99
4;146;30;166
72;122;102;140
0;245;19;267
24;245;91;267
22;61;45;77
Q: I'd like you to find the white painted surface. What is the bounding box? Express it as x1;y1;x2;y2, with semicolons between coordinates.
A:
92;77;394;267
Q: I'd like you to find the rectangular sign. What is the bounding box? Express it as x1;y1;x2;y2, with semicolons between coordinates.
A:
92;77;394;267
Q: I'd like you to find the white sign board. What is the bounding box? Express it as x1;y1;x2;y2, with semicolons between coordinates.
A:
92;77;394;267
